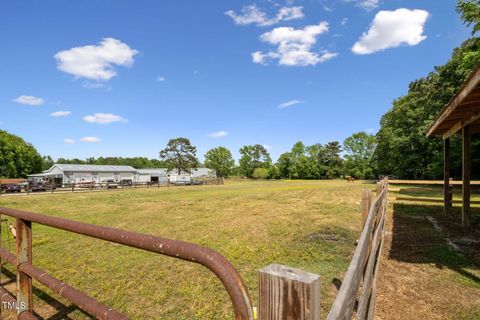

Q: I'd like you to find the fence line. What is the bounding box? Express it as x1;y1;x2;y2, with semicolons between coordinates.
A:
326;178;388;320
0;178;224;197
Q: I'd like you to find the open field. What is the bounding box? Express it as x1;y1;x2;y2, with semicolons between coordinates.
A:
0;180;370;319
376;184;480;320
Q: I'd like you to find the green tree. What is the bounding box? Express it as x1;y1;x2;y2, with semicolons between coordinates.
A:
159;137;199;174
374;37;480;179
252;168;269;179
42;155;55;171
239;144;271;177
276;152;293;178
204;147;235;177
320;141;343;178
0;130;43;178
343;132;377;179
457;0;480;34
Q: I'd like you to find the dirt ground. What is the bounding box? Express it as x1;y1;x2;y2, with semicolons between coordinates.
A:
375;197;480;320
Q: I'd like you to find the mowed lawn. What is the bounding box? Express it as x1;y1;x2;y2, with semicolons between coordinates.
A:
0;180;369;319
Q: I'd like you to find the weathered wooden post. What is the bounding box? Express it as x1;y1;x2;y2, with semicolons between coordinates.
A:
259;264;320;320
444;138;451;215
462;125;471;227
361;189;372;227
16;218;32;315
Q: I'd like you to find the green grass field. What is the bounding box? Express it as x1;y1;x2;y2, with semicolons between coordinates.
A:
0;180;369;319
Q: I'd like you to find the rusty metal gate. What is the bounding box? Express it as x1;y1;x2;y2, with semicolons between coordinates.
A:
0;207;254;319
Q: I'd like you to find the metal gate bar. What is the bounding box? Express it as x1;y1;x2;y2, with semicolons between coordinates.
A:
0;207;254;320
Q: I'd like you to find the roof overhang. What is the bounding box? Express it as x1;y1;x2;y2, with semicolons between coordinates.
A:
427;63;480;139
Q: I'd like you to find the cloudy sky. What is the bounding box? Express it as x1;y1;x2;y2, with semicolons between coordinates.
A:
0;0;471;161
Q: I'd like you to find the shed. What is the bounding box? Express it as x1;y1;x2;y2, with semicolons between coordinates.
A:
426;63;480;227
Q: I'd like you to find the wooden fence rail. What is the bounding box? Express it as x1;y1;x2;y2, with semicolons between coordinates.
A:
326;178;388;320
0;178;224;197
257;178;389;320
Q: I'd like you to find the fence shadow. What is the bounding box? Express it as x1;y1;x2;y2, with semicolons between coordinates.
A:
0;266;92;319
389;202;480;284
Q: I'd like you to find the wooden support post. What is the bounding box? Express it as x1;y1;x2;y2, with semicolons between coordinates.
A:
16;218;32;315
462;125;471;227
444;138;451;215
361;189;372;227
259;264;320;320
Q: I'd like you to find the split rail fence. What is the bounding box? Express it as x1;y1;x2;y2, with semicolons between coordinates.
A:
0;178;388;319
0;178;224;197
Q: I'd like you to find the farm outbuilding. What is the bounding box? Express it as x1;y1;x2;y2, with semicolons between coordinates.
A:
28;165;217;186
136;168;169;184
427;63;480;227
28;164;138;185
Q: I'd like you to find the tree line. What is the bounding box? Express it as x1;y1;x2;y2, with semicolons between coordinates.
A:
0;131;376;180
157;135;376;179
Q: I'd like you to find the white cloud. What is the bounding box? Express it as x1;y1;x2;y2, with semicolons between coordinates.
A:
208;130;228;138
263;144;272;150
253;22;338;66
13;95;44;106
64;138;75;144
352;9;429;55
278;99;304;109
50;111;71;117
341;18;348;26
80;137;100;143
343;0;380;10
157;76;166;82
358;0;379;10
225;5;304;27
54;38;138;81
83;113;127;124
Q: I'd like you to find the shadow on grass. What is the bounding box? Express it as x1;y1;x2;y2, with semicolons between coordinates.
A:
390;202;480;285
0;266;92;320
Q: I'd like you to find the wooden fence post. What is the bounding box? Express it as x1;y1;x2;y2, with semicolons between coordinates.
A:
361;189;372;227
259;264;320;320
16;218;32;315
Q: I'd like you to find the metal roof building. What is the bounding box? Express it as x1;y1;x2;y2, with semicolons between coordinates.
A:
28;165;216;186
29;164;138;185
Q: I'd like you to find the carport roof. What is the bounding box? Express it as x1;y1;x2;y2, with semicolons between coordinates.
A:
49;164;137;172
427;63;480;138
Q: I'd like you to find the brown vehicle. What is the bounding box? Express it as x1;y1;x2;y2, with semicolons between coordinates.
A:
1;183;22;193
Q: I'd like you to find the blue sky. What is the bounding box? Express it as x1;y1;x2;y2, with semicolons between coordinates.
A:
0;0;472;162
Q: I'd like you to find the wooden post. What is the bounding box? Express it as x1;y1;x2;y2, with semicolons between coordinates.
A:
361;189;372;227
462;126;471;227
376;182;381;197
444;138;451;215
259;264;320;320
16;218;32;315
